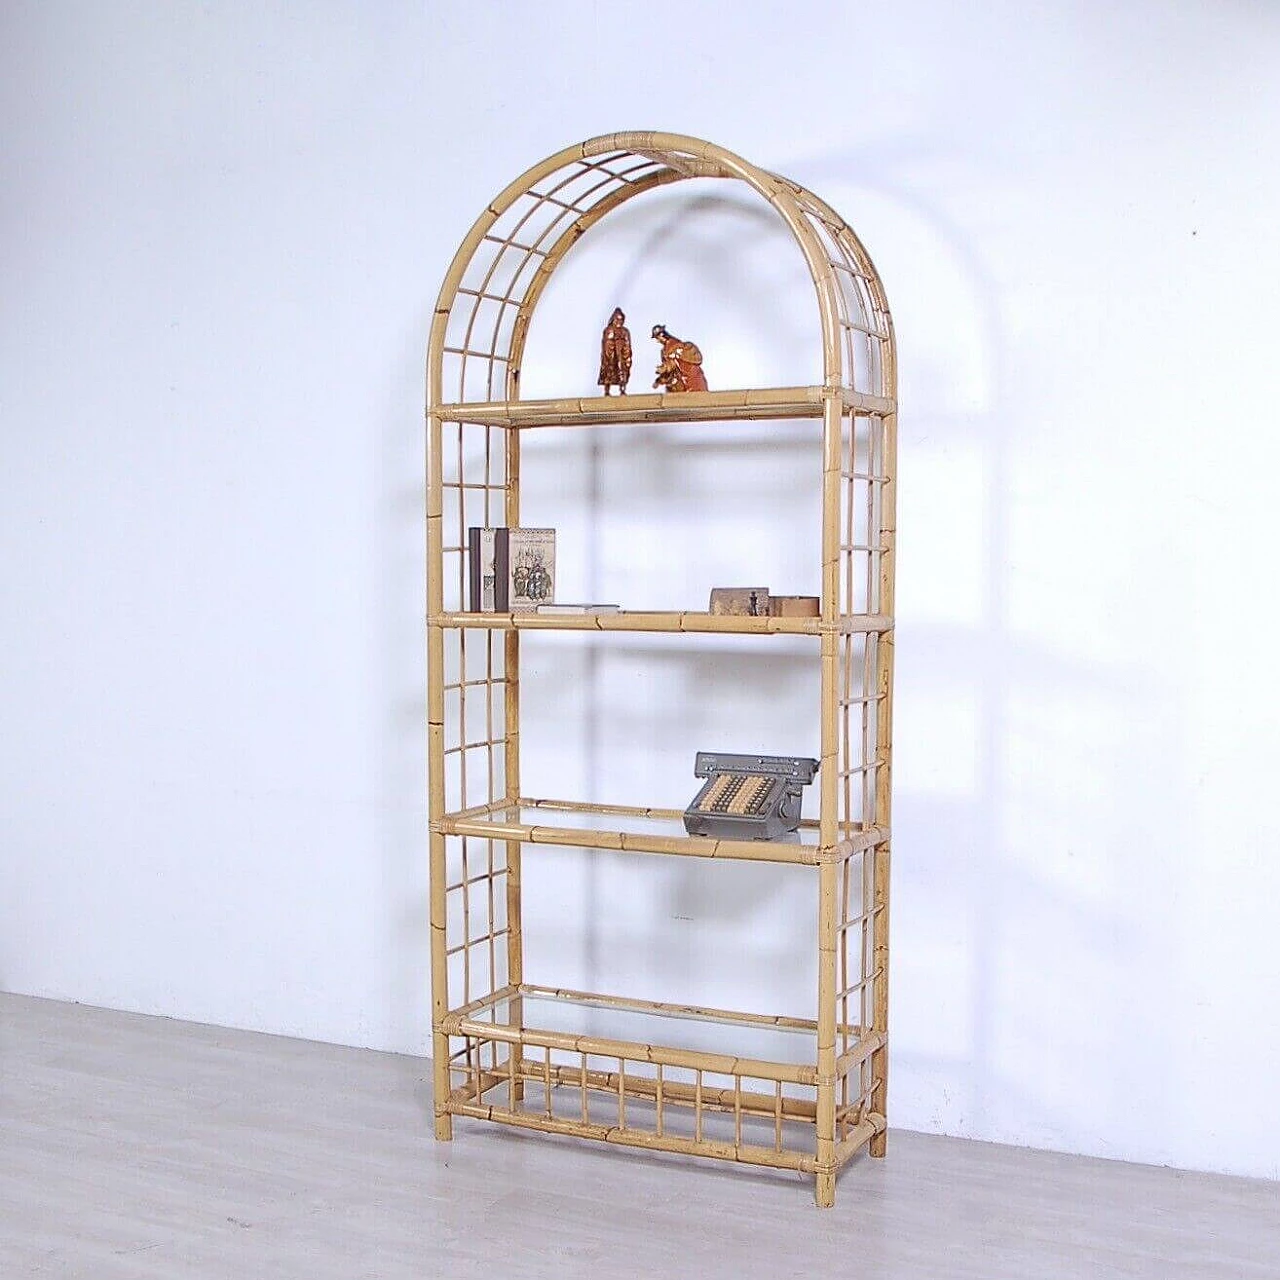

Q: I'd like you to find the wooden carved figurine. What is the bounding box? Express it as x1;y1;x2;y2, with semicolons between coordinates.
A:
598;307;632;396
651;324;708;393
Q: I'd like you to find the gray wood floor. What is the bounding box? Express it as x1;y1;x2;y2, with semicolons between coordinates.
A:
1;994;1275;1279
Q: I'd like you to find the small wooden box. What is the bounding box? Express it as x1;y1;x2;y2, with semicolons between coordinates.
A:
769;595;820;618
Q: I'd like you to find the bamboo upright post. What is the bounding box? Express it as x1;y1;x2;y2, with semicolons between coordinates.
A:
503;402;524;1101
426;408;452;1142
425;132;896;1206
870;403;898;1158
816;389;845;1207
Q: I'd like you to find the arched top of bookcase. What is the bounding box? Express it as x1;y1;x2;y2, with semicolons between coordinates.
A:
427;131;895;409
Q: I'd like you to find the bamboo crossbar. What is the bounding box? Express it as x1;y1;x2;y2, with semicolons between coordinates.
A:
446;1016;819;1086
518;983;856;1038
442;346;513;362
479;235;546;255
437;795;511;822
524;797;705;820
837;317;891;340
437;815;820;865
833;1115;887;1169
448;868;509;893
446;1101;817;1174
524;796;692;820
443;984;521;1022
446;1072;510;1106
835;1094;873;1127
834;1031;886;1078
445;930;510;959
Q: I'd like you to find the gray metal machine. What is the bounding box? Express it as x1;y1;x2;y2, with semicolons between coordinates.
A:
682;751;820;841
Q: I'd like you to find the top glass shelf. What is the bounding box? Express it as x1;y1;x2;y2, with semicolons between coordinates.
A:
433;386;895;429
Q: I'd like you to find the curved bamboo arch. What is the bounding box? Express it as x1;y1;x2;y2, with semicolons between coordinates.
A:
427;132;895;407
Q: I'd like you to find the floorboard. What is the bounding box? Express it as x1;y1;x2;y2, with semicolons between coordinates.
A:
1;993;1275;1279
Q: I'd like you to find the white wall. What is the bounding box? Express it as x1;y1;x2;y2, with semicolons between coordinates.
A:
3;0;1278;1180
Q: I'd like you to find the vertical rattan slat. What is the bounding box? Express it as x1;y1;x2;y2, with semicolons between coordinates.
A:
425;132;897;1207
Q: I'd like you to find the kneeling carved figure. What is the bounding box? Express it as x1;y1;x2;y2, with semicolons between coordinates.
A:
651;324;708;393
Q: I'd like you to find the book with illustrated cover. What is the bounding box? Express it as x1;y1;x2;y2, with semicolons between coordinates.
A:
504;527;555;611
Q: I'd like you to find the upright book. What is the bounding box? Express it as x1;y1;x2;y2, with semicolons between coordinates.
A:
505;528;555;611
467;527;507;612
468;526;555;612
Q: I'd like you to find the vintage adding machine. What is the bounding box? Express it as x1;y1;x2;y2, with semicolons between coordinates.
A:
683;752;820;841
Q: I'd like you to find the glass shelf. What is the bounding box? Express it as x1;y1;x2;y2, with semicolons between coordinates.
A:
434;385;895;429
434;797;885;865
443;984;877;1077
432;610;893;635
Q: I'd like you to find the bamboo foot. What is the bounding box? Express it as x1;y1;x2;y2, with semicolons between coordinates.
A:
434;1112;453;1141
815;1171;835;1208
870;1130;886;1158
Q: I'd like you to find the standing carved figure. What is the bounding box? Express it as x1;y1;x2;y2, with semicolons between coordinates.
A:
651;324;708;393
598;307;632;395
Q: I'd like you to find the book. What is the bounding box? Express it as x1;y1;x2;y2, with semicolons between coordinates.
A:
467;527;481;611
535;603;620;615
502;527;555;612
467;527;507;612
709;587;771;617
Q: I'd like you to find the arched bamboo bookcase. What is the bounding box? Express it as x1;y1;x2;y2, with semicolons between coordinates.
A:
426;132;896;1208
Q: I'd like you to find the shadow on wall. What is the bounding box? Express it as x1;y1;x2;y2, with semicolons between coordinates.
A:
793;141;1188;1161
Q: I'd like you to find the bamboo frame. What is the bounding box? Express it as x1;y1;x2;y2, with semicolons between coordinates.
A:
425;133;896;1207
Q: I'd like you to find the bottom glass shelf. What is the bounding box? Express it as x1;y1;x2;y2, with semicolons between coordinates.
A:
439;984;885;1180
